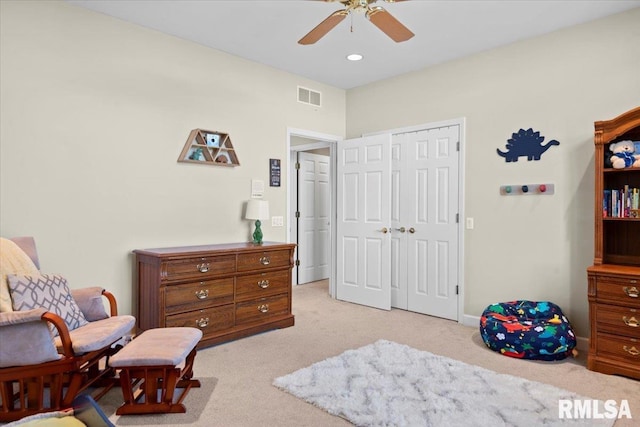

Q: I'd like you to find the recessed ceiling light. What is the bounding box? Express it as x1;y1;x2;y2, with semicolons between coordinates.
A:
346;53;363;61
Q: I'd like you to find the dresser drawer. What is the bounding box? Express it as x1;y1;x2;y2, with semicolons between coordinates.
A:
595;333;640;365
595;304;640;339
235;294;289;326
236;270;290;301
237;250;291;272
595;276;640;307
165;278;234;314
162;254;236;282
165;305;235;337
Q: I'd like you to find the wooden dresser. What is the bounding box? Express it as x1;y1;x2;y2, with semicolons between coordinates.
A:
133;242;296;348
587;106;640;379
587;265;640;379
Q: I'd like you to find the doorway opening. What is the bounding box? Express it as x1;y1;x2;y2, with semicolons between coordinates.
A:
287;128;340;296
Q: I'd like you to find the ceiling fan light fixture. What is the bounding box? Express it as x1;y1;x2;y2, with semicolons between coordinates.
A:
346;53;364;61
298;0;413;45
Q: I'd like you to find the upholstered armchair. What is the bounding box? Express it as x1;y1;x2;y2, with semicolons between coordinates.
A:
0;237;135;422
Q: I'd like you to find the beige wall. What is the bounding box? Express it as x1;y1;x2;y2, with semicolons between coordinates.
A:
2;0;639;339
346;9;640;335
0;1;346;315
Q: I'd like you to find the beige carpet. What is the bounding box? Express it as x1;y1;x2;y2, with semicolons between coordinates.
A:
101;280;639;426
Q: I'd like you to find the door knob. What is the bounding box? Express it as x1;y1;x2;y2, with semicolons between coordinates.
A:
396;227;406;233
380;227;389;234
408;227;416;234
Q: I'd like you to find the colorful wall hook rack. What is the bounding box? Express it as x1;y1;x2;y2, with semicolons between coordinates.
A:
500;183;555;195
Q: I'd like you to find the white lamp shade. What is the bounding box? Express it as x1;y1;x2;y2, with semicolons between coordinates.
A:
245;200;270;220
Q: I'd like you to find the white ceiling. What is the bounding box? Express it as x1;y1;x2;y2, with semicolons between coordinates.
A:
66;0;640;89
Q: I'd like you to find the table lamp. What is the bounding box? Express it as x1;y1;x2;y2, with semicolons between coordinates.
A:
245;200;270;245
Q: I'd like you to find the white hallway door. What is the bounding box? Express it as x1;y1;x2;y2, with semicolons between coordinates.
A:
338;125;460;320
336;134;392;310
297;152;330;284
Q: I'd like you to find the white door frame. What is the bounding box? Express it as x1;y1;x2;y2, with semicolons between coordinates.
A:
364;117;466;324
286;128;341;297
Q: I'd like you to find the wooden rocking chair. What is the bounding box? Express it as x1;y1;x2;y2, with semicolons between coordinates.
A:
0;237;135;422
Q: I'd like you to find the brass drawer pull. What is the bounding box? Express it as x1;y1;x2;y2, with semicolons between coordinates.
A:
197;263;210;273
195;289;209;300
258;279;270;289
259;256;271;266
623;286;639;298
623;316;639;327
623;345;640;356
196;317;209;328
258;304;269;313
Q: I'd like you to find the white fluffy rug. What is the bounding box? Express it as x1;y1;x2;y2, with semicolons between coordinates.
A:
273;340;613;427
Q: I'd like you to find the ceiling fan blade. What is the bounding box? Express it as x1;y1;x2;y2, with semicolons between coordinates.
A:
298;10;348;45
366;6;414;42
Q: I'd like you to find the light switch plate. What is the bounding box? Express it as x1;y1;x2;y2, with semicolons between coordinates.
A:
272;216;284;227
251;179;265;198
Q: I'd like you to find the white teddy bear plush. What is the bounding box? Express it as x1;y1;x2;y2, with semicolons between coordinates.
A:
609;140;640;169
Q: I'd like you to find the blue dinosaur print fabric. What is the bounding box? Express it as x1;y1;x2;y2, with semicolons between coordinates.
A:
480;300;577;361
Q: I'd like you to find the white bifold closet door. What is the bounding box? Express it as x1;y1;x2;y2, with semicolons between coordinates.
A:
337;125;460;321
391;126;459;320
336;134;392;310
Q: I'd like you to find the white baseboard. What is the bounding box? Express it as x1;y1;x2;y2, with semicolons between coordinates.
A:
463;314;589;352
462;314;480;328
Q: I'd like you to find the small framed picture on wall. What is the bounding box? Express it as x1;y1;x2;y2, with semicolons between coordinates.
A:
270;159;281;187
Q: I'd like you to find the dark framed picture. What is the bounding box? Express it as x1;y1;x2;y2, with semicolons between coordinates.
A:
270;158;281;187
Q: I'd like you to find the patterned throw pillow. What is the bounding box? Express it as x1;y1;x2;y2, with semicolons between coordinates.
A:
8;273;89;336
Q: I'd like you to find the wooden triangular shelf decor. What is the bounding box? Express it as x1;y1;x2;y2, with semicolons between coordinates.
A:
178;129;240;167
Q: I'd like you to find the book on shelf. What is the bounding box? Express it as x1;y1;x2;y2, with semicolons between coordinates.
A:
603;186;640;218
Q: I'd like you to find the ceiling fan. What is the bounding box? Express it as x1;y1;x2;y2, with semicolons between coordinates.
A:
298;0;414;45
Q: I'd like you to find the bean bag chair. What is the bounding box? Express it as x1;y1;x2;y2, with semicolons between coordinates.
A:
479;300;576;361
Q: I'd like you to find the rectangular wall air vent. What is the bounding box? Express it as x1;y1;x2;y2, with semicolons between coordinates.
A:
297;86;321;107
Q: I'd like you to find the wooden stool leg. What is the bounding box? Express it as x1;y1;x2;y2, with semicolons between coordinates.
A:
144;368;158;404
118;369;134;405
113;343;200;415
163;368;179;406
182;348;197;380
116;366;187;415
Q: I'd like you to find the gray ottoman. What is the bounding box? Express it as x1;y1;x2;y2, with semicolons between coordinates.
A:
109;327;202;415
